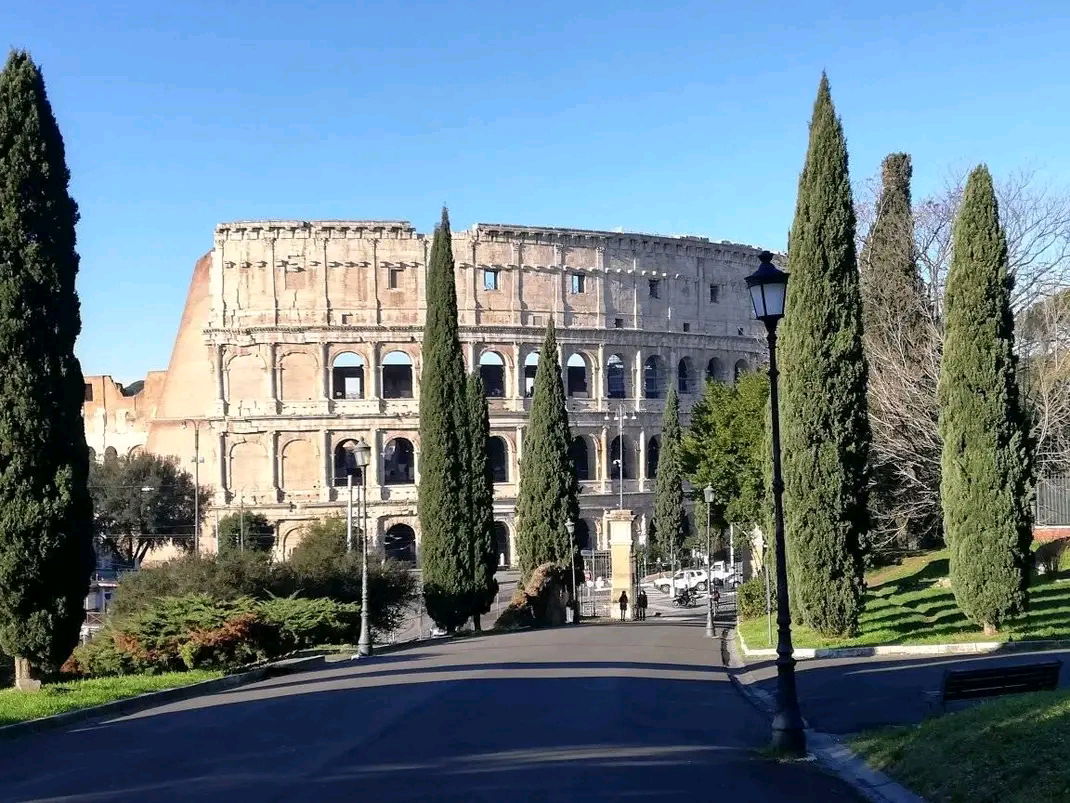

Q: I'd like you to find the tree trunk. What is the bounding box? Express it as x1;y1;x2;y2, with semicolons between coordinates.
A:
983;622;997;637
473;614;482;632
14;657;41;691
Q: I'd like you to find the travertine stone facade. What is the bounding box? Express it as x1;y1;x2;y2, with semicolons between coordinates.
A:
83;220;766;564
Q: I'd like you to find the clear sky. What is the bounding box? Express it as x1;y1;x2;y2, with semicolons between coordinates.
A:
7;0;1070;383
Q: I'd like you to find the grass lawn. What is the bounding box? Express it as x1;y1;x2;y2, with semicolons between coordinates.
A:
0;670;222;727
738;549;1070;650
851;689;1070;802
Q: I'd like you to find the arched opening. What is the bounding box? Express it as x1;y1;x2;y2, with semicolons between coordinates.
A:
87;447;96;463
566;353;589;398
279;351;317;401
384;523;416;565
607;354;627;399
488;436;509;483
479;351;506;398
706;357;724;383
644;356;665;399
104;446;118;463
332;352;366;400
734;359;749;382
382;351;414;399
646;436;660;479
574;519;593;552
493;521;511;567
128;445;143;459
383;438;415;485
569;435;592;481
609;435;635;480
678;357;694;394
523;352;539;397
333;439;366;487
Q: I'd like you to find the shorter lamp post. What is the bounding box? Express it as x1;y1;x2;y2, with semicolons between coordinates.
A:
704;484;715;638
351;438;374;657
565;520;578;624
746;250;804;756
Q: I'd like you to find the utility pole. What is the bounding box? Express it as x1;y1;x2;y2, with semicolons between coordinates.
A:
239;496;245;552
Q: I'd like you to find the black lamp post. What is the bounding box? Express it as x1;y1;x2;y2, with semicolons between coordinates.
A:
565;519;578;624
704;484;715;638
745;250;805;756
351;438;374;657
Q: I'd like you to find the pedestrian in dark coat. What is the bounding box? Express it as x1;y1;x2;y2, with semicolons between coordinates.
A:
618;590;629;621
637;590;648;620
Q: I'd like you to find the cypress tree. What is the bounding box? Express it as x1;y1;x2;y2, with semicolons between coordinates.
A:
465;373;498;630
779;74;870;636
0;51;94;685
939;165;1033;634
652;388;688;564
417;208;472;632
514;321;580;580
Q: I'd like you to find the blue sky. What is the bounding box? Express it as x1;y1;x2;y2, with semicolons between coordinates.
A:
7;0;1070;383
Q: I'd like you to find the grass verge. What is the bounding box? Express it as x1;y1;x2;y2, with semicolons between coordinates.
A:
738;550;1070;650
850;689;1070;802
0;670;222;726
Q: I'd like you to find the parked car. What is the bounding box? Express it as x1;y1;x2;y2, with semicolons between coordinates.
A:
653;569;708;594
708;561;741;589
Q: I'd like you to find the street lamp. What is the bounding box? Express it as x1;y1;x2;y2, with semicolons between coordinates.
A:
351;438;374;657
181;419;211;555
604;403;636;511
746;250;804;756
704;484;715;639
565;519;578;624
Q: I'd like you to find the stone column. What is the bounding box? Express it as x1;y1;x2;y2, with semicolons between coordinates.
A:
321;430;332;501
633;348;644;412
599;425;609;493
369;342;380;400
608;510;636;620
321;344;331;401
218;432;229;495
638;428;647;492
215;345;226;412
270;431;280;499
268;343;279;405
595;343;605;406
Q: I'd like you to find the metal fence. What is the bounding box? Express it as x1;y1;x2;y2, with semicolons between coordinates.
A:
1036;474;1070;525
579;549;612;618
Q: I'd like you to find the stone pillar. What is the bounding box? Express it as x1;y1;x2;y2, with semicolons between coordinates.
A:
608;510;635;620
599;425;609;493
321;430;332;502
369;343;380;399
633;348;644;412
321;344;331;401
638;428;647;492
595;343;605;406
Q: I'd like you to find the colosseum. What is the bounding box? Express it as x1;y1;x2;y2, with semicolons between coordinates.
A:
82;219;766;566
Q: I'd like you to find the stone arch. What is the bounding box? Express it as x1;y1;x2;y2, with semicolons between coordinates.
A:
383;437;416;485
331;352;366;400
104;446;118;463
281;438;317;490
610;434;635;480
382;350;414;399
523;351;539;397
87;447;97;463
706;357;724;383
569;434;594;481
229;440;268;491
566;352;592;398
279;350;318;402
225;352;267;403
734;359;749;382
646;436;660;479
128;445;143;459
493;521;511;567
384;523;417;564
677;357;695;395
332;438;368;486
487;435;509;483
278;524;304;560
606;353;628;399
643;355;666;399
479;350;507;398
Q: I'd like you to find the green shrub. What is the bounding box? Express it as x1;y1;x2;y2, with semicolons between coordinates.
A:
258;597;361;650
737;574;775;619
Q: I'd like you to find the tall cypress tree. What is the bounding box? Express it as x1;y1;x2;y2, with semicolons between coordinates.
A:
417;208;472;632
514;321;580;580
779;74;870;636
939;165;1033;635
465;373;498;630
0;51;94;685
652;388;688;564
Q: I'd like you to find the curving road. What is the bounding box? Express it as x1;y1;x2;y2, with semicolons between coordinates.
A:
0;612;859;802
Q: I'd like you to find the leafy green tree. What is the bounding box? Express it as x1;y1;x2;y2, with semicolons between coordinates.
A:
89;452;209;565
0;51;95;683
859;153;941;550
466;374;499;630
683;372;769;541
515;321;580;580
217;512;275;554
651;388;688;564
778;74;870;636
939;165;1034;634
418;209;473;631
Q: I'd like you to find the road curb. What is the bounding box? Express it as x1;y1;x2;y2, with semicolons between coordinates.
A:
0;654;325;740
737;625;1070;661
729;666;924;803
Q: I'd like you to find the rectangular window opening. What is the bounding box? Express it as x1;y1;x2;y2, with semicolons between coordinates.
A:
614;317;624;329
570;273;586;294
84;383;94;402
682;322;691;332
648;279;660;299
388;268;403;289
483;269;500;291
709;284;720;303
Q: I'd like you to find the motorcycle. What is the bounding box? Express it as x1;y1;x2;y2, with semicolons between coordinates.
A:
672;588;698;608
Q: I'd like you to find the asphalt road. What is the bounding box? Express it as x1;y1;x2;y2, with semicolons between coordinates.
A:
743;647;1070;734
0;614;859;802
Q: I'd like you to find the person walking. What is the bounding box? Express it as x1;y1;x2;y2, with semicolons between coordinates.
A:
637;589;648;621
618;590;629;622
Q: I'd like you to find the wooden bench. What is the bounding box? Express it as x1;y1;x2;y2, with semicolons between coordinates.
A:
926;660;1062;713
